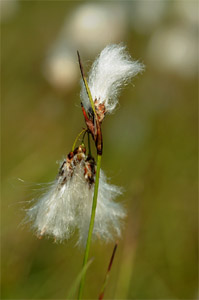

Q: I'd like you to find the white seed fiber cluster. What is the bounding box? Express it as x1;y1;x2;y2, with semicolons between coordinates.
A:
81;44;144;113
26;157;125;245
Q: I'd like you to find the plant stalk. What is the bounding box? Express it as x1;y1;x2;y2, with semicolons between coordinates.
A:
72;129;86;151
78;154;102;299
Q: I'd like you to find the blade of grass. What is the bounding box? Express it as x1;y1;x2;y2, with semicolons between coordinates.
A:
99;242;118;300
66;258;94;299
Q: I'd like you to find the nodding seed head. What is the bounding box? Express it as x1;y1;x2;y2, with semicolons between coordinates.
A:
25;143;125;244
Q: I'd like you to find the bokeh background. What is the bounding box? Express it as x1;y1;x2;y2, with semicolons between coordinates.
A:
1;0;198;299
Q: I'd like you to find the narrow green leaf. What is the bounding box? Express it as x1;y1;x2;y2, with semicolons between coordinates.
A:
66;258;94;299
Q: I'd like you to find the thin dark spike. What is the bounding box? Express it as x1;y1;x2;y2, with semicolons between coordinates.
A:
77;50;85;80
98;242;118;300
77;51;92;115
108;242;118;272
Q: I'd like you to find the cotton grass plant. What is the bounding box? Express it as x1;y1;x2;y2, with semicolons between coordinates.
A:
25;44;144;298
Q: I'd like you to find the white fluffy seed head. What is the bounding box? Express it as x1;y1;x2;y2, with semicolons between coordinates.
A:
25;146;125;245
77;170;125;246
81;44;144;115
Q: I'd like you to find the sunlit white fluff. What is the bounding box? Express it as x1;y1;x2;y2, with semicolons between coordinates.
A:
26;154;125;245
77;170;125;246
81;44;144;114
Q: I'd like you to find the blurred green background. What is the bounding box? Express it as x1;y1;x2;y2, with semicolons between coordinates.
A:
1;1;198;299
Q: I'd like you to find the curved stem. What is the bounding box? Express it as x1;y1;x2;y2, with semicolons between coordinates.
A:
78;154;102;299
72;129;86;151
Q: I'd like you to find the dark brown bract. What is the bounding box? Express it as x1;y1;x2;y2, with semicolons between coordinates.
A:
57;145;96;187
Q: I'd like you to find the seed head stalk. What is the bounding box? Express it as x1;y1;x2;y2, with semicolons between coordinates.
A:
77;51;102;299
78;154;101;299
72;129;86;151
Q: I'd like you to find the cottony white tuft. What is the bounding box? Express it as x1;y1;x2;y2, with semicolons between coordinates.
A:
81;44;144;117
25;146;125;245
77;170;125;246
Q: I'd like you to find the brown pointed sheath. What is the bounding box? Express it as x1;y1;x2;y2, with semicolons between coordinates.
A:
99;242;118;300
77;51;103;156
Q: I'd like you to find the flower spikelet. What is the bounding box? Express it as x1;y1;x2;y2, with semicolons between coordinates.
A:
81;44;144;119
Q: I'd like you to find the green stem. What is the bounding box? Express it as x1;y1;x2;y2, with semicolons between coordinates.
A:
78;154;102;299
72;129;86;151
